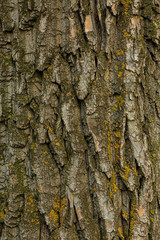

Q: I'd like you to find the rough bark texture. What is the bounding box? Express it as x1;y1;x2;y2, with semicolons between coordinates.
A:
0;0;160;239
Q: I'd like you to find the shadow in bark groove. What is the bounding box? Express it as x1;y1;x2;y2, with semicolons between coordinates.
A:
39;213;51;240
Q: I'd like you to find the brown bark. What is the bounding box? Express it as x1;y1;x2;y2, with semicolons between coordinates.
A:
0;0;160;239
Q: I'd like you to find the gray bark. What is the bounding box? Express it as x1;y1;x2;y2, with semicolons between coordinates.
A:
0;0;160;239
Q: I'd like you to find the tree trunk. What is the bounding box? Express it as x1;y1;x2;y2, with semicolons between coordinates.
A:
0;0;160;239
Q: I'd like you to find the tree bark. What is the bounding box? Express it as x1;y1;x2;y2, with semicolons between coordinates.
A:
0;0;160;239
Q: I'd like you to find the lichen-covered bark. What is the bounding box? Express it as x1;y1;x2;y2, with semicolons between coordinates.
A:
0;0;160;239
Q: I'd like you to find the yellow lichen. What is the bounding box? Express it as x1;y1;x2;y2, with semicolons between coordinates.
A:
94;81;96;85
150;115;154;122
47;125;53;133
116;49;124;55
122;62;125;69
50;195;66;227
115;132;121;138
115;65;119;71
109;172;119;199
117;96;125;107
48;65;52;70
118;227;124;239
122;29;131;38
121;0;132;16
118;71;123;78
113;96;124;111
49;209;59;225
150;209;155;215
43;151;48;155
25;195;39;225
121;166;131;180
150;216;154;222
113;103;118;111
122;209;128;219
0;211;4;220
53;197;60;211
